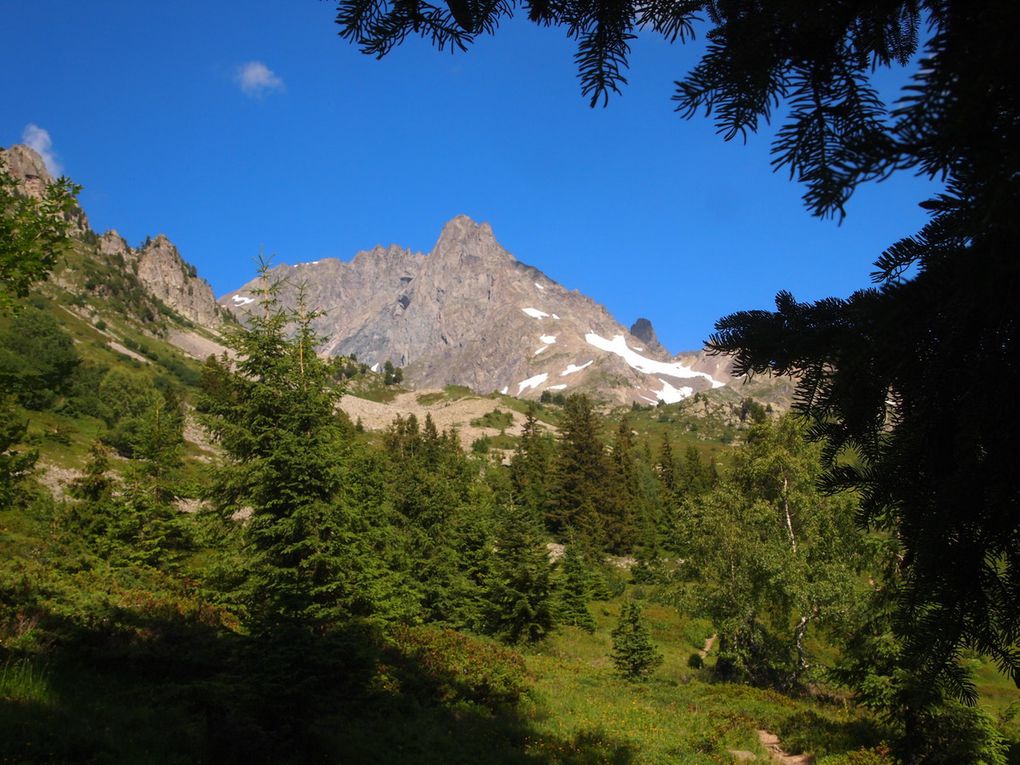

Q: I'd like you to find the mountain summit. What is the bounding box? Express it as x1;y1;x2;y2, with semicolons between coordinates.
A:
222;216;727;403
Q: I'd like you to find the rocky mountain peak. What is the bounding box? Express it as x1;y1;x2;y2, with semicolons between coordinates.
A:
133;233;225;327
430;214;507;267
222;215;731;403
99;230;131;258
630;317;665;354
1;144;89;234
1;144;52;198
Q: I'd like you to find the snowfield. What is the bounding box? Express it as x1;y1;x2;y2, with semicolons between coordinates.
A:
231;294;255;306
657;379;695;404
561;361;594;376
521;307;549;319
517;372;549;393
584;332;725;389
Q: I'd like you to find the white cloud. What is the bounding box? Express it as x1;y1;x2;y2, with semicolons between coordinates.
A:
235;61;284;98
21;124;62;175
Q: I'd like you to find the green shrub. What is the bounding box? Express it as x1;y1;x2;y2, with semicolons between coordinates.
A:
682;617;715;651
385;625;528;708
471;408;514;429
818;748;894;765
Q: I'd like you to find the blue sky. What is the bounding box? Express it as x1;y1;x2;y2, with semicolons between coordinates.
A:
2;1;940;352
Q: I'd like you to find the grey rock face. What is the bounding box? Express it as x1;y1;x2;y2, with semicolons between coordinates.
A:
134;234;225;327
0;144;89;234
223;215;731;403
99;230;131;259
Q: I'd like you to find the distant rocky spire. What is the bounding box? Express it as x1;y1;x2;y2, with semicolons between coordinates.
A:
630;317;664;354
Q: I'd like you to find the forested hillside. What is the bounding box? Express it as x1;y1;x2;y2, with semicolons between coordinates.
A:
2;157;1018;764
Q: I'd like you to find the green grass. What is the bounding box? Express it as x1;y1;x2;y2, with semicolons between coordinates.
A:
471;408;515;430
0;658;53;706
521;594;888;764
493;395;562;427
443;384;474;399
967;651;1020;740
349;377;404;402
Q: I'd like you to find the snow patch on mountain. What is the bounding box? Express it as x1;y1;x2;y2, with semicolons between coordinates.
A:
231;294;255;306
657;379;695;403
561;361;594;376
548;384;567;391
585;332;725;388
540;335;557;344
522;307;549;319
517;372;549;393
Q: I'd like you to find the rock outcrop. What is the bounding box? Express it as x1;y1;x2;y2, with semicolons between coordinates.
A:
133;234;225;327
0;144;89;234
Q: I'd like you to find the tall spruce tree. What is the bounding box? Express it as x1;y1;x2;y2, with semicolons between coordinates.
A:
656;433;676;497
484;499;555;643
550;394;608;543
383;410;483;625
603;417;641;554
557;541;596;633
200;263;392;630
510;403;554;520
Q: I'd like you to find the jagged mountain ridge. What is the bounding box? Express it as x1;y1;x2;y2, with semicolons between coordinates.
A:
1;144;226;331
223;215;730;404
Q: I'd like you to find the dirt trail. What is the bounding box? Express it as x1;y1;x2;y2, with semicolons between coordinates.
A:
702;635;812;764
755;730;813;764
698;634;716;659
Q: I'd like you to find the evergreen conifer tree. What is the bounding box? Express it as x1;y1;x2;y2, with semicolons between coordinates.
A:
611;603;663;680
557;541;596;633
603;417;641;553
510;404;554;520
200;262;394;630
484;499;554;643
550;394;607;543
656;433;676;496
